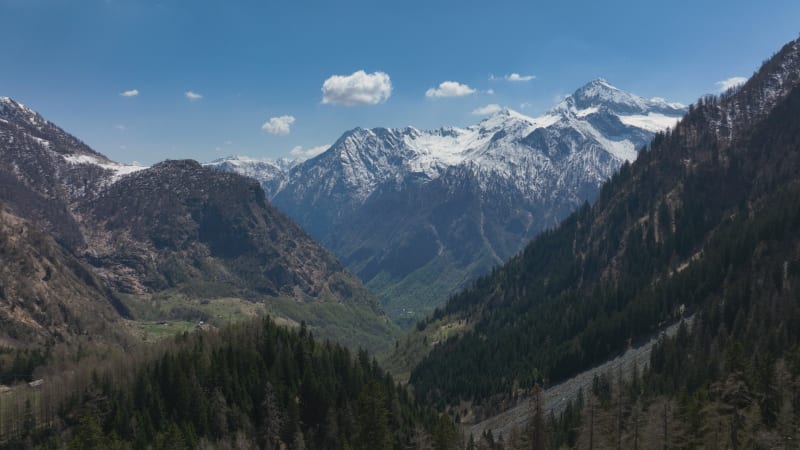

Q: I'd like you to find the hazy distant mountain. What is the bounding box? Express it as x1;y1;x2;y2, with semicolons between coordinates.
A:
211;80;686;324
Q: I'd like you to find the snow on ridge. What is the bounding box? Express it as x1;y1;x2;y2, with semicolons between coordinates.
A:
30;136;51;148
392;108;549;175
206;155;303;172
208;155;281;168
650;97;686;110
63;154;147;181
0;96;46;126
618;113;681;133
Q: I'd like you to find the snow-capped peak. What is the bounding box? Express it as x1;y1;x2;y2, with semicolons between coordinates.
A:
476;107;536;129
215;78;686;205
573;77;619;98
552;79;685;117
0;96;48;128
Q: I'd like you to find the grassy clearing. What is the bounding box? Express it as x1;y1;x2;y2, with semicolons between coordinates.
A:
119;292;271;342
118;291;399;355
262;297;401;355
380;316;473;383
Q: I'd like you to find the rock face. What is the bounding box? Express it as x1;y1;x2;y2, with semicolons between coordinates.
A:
210;80;686;323
0;97;382;346
0;204;128;347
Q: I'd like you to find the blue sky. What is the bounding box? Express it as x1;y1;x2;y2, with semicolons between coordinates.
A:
1;0;798;165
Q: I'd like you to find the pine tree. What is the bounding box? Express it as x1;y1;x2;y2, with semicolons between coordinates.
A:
355;381;391;450
259;382;284;450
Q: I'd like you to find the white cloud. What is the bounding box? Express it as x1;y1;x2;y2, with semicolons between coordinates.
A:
519;102;533;109
261;115;296;136
290;144;330;158
114;124;127;131
471;104;503;115
486;89;495;95
505;73;536;82
120;89;139;97
321;70;392;106
185;90;203;101
715;76;747;92
425;81;476;98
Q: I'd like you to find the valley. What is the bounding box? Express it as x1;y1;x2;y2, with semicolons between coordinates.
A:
211;81;686;325
0;3;798;447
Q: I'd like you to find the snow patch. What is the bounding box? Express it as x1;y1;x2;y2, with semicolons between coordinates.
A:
575;106;599;118
30;136;51;148
63;154;147;181
618;113;680;133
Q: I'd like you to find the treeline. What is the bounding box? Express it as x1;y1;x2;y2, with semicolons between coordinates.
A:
410;44;800;411
9;318;457;449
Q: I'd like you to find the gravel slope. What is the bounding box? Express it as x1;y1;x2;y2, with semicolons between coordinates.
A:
466;316;693;439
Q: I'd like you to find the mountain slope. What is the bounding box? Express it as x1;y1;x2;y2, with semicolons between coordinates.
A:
0;203;128;347
82;159;376;307
0;97;143;251
211;81;685;324
0;98;396;352
406;37;800;413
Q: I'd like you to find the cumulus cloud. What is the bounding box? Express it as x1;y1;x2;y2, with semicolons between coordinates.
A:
471;104;503;115
715;76;747;92
505;73;536;82
425;81;476;98
185;90;203;101
120;89;139;97
290;144;330;158
321;70;392;106
261;115;296;136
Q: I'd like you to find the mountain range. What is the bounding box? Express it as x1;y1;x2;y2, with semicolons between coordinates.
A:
209;79;686;324
0;97;395;351
3;27;800;450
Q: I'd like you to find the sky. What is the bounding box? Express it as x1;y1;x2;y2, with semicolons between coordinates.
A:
1;0;798;165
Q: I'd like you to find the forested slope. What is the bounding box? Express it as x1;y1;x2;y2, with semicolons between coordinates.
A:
409;37;800;413
6;318;458;449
